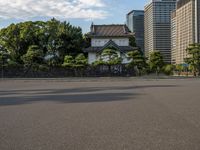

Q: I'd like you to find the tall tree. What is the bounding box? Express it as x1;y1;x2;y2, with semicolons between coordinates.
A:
149;51;164;76
0;24;21;62
0;46;9;68
185;43;200;76
21;45;44;72
0;19;84;67
127;50;146;76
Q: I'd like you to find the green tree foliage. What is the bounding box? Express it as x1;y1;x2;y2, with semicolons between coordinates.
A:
0;46;10;68
101;48;122;65
21;45;44;71
62;53;87;68
175;64;184;76
92;59;105;67
0;19;84;66
149;51;164;76
0;24;21;62
74;53;88;68
82;35;91;48
95;48;122;73
129;36;137;47
62;55;74;68
185;43;200;76
127;50;146;76
163;64;174;75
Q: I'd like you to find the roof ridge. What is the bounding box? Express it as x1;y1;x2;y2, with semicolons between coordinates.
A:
88;24;133;37
93;24;126;26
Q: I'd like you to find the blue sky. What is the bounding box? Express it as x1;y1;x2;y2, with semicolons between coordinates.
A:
0;0;148;33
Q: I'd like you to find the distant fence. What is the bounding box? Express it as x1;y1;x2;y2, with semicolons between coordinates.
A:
0;65;136;78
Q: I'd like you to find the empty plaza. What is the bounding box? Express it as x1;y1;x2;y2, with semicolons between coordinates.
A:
0;78;200;150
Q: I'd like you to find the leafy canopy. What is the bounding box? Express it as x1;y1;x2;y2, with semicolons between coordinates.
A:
101;48;122;65
185;43;200;76
149;51;164;75
0;18;84;65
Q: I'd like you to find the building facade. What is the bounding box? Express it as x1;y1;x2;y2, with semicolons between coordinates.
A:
144;0;176;63
171;0;200;64
84;24;137;64
171;10;177;64
126;10;144;52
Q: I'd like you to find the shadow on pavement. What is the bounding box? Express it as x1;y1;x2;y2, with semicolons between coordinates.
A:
0;84;178;106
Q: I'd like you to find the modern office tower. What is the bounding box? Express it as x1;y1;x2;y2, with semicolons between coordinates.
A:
126;10;144;52
171;10;177;64
144;0;176;63
171;0;200;64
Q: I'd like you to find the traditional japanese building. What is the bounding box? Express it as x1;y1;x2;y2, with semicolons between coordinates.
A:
84;24;137;64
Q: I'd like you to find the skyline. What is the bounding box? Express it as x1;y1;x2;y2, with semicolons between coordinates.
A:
0;0;149;33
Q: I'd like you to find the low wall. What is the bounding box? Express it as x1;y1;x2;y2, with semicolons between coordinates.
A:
0;65;135;78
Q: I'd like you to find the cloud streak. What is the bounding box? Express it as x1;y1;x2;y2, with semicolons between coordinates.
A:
0;0;108;20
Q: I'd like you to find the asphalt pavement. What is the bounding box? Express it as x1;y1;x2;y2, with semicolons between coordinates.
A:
0;78;200;150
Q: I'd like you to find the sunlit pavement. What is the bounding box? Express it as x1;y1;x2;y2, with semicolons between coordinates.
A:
0;78;200;150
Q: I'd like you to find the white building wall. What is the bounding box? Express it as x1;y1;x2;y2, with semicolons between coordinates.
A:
91;38;129;47
121;54;131;64
88;52;97;64
88;51;131;65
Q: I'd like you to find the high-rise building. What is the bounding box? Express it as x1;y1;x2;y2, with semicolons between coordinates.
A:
171;10;177;64
144;0;176;63
171;0;200;64
126;10;144;52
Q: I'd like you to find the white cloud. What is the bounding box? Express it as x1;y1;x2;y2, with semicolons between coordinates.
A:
0;0;108;20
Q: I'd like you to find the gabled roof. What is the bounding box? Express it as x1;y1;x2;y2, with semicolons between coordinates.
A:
101;40;121;51
87;24;134;37
83;40;138;53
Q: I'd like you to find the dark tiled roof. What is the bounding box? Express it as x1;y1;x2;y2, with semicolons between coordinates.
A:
88;24;133;37
101;40;121;51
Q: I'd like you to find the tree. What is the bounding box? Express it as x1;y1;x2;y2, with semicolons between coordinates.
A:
185;43;200;76
62;55;74;68
163;64;174;76
0;46;10;79
0;46;8;65
101;48;121;65
0;24;22;62
175;64;184;76
74;53;87;67
45;19;83;60
149;51;164;76
21;45;44;72
129;36;137;47
127;50;146;76
92;59;105;67
101;48;122;73
0;19;84;67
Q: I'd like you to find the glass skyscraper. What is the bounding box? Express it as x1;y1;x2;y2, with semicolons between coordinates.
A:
144;0;176;63
126;10;144;52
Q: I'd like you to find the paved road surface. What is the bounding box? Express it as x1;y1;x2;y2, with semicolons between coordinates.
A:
0;78;200;150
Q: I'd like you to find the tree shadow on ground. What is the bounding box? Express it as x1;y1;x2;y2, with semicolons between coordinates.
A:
0;92;136;106
0;84;178;106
